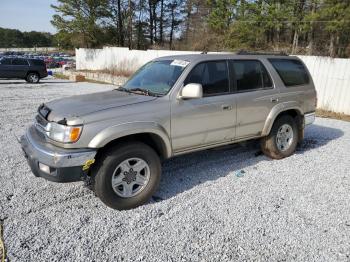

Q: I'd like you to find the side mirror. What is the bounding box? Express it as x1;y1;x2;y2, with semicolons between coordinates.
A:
179;83;203;99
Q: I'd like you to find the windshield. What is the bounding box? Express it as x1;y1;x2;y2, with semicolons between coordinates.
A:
122;60;189;96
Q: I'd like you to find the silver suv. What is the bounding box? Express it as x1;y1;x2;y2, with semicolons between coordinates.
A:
20;53;317;210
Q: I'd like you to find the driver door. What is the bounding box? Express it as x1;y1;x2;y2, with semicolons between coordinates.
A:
0;58;13;78
171;60;237;152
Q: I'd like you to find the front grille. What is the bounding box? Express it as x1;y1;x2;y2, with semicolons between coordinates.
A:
38;104;51;119
34;114;49;137
36;114;48;127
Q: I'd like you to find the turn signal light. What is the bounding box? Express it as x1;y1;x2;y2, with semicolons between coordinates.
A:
70;127;82;142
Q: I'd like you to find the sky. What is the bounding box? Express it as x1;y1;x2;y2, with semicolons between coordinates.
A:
0;0;58;33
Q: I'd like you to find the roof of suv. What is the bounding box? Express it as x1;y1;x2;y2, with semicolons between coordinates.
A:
155;53;299;63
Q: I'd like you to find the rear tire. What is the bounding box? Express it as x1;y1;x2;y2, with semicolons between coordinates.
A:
261;115;298;159
26;72;40;83
92;142;161;210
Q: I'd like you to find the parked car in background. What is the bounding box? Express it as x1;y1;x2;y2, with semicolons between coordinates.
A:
46;61;61;69
0;57;48;83
20;53;317;210
0;51;75;70
62;61;76;70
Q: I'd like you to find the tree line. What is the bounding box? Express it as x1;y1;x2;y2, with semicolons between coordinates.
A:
206;0;350;57
0;27;54;48
51;0;184;50
2;0;349;57
51;0;350;57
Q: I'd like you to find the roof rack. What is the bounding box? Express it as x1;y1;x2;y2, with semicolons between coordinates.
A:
236;50;289;56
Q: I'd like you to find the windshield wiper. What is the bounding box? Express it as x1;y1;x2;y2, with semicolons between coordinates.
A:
115;86;132;93
129;88;162;97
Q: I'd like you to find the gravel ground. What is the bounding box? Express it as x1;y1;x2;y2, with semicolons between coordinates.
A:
0;79;349;261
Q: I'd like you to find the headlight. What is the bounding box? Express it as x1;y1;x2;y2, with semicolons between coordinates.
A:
47;122;83;143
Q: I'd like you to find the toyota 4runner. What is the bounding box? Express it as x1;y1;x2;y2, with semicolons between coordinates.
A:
20;53;317;210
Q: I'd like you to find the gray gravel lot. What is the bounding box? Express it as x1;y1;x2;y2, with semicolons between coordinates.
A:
0;79;349;261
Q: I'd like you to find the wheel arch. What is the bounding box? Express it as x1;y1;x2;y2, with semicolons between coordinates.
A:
26;71;40;77
89;122;172;160
262;103;304;137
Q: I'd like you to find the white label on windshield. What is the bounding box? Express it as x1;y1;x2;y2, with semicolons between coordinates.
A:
170;59;190;67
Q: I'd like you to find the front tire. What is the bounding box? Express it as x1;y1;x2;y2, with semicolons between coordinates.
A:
92;142;161;210
26;72;40;83
261;115;299;159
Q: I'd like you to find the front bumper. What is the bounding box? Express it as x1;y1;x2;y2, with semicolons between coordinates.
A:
20;126;97;183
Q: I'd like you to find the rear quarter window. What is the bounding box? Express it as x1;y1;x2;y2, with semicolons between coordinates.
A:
31;60;46;67
268;59;309;87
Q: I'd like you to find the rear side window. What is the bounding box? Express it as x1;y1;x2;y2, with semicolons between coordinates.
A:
32;60;46;66
12;59;29;66
231;60;272;92
184;60;229;96
268;59;309;86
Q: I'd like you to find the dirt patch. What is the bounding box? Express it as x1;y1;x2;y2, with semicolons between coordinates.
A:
80;78;110;85
53;73;69;80
316;109;350;122
77;68;134;78
54;74;109;85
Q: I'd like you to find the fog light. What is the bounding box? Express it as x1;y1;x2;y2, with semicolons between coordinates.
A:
39;163;50;174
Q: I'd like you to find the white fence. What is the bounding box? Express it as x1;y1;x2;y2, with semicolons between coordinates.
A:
75;47;201;72
298;55;350;115
76;47;350;114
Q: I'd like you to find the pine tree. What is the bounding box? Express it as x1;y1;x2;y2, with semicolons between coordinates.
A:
51;0;110;48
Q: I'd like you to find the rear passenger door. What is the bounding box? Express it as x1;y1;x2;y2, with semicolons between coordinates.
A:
230;59;278;138
11;58;30;78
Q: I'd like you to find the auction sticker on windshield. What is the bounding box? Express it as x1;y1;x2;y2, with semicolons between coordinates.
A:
170;59;190;67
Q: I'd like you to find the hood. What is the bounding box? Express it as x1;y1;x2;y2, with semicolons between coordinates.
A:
45;90;157;122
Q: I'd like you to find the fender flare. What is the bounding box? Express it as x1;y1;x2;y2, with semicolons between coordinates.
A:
88;121;172;158
261;102;303;136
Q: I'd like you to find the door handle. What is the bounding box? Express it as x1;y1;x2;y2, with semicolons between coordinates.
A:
270;98;279;103
222;105;232;110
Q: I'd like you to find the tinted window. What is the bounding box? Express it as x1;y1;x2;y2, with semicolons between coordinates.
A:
0;58;12;65
269;59;309;86
185;61;229;96
12;59;28;66
31;60;45;67
231;60;272;92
